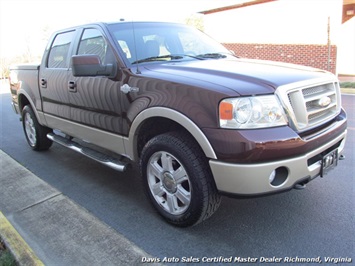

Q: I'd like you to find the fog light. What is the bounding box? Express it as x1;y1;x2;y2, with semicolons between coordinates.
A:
269;167;289;187
269;170;276;184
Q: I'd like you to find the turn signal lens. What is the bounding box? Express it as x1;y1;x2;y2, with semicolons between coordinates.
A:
219;101;233;120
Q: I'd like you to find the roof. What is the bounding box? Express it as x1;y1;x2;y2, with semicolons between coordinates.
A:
198;0;277;15
199;0;354;24
342;0;355;23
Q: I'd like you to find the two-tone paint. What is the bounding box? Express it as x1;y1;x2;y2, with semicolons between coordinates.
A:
10;22;347;197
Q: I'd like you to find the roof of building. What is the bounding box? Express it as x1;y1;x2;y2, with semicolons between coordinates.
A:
198;0;276;15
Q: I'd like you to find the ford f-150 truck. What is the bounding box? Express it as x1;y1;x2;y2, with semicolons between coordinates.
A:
9;21;347;226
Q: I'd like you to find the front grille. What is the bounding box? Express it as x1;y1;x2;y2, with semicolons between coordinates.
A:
277;80;340;132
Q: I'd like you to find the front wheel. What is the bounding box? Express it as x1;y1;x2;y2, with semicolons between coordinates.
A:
22;105;53;151
140;132;221;227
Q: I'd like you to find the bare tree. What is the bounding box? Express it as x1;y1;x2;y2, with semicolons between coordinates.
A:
185;14;205;32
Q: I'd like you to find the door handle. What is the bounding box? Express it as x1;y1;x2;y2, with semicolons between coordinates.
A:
40;78;47;88
120;84;139;94
68;81;77;93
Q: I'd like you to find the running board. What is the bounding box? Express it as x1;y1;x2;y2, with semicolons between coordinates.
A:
47;133;128;172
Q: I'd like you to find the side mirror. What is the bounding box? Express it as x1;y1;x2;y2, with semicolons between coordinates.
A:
71;55;117;78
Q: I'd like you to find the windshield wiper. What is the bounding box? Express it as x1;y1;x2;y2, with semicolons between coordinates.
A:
132;55;183;64
195;53;228;59
131;53;229;64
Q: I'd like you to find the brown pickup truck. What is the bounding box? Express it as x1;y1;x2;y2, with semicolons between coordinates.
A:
9;21;347;226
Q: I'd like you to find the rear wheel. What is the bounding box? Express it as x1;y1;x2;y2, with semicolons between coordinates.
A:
140;131;221;227
22;105;52;151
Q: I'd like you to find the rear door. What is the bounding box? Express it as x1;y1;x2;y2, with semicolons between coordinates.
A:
68;27;124;134
39;30;76;121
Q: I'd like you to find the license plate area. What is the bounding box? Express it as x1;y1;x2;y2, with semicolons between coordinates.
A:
320;149;338;177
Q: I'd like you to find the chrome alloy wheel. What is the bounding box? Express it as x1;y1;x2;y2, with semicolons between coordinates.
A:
24;112;37;146
147;151;191;215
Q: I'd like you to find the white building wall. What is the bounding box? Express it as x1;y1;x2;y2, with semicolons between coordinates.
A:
337;17;355;75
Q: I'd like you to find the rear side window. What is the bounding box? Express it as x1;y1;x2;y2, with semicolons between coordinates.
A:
47;31;75;68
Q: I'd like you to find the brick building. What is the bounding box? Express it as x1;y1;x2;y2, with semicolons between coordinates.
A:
200;0;355;77
223;43;337;74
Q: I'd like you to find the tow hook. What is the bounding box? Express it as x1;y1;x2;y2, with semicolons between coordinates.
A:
339;154;345;160
294;182;306;190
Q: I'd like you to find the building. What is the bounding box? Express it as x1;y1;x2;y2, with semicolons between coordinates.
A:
200;0;355;79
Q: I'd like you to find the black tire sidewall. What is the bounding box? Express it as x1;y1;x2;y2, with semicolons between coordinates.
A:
140;132;213;227
22;105;52;151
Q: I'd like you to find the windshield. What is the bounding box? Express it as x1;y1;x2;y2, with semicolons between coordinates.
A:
107;22;234;65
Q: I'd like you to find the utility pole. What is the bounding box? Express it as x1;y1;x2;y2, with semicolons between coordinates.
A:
327;16;331;72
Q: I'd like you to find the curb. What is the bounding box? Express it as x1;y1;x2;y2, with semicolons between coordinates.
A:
0;150;160;265
341;88;355;94
0;211;44;266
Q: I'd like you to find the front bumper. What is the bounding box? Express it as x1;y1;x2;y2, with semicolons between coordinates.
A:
209;128;347;197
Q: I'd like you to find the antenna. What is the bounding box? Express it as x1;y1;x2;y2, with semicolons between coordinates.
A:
131;20;141;74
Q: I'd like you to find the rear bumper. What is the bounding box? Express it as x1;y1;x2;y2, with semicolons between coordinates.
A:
210;128;347;197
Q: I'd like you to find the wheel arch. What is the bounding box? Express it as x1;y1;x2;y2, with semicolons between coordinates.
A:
18;91;31;113
125;107;217;161
17;90;47;127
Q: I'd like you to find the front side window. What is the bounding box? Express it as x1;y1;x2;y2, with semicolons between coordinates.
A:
77;28;113;64
47;31;75;68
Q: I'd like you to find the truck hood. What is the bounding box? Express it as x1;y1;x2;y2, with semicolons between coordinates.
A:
143;58;334;96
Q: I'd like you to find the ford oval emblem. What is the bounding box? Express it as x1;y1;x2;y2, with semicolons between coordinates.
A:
318;96;331;107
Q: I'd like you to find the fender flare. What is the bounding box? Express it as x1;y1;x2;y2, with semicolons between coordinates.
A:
124;107;217;161
17;89;40;120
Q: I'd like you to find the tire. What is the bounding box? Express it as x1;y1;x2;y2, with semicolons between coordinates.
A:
140;131;221;227
22;105;53;151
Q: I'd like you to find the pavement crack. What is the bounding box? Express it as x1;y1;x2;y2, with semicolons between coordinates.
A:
17;192;63;213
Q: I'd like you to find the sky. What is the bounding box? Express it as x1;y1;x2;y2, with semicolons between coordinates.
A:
0;0;239;59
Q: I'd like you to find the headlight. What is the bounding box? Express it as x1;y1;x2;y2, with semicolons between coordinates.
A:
219;95;288;129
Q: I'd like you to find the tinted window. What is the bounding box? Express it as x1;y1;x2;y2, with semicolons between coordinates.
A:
48;31;75;68
107;22;232;65
78;28;113;64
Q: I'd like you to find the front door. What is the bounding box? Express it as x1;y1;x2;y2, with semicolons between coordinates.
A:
68;28;123;134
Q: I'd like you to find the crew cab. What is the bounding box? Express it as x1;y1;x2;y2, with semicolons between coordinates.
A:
9;21;347;226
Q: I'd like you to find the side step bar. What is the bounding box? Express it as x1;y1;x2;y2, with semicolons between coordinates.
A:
47;133;128;172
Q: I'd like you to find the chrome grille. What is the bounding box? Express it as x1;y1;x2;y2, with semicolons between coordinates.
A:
277;79;340;132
